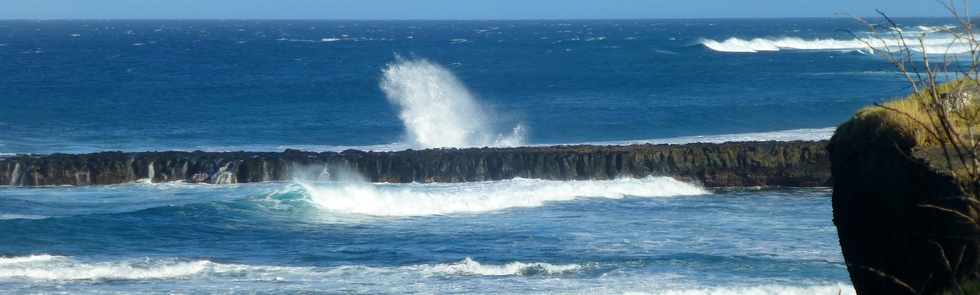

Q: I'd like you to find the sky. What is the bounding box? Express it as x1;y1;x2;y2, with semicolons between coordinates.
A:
0;0;957;20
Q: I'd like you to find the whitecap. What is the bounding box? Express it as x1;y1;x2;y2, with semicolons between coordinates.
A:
300;177;708;217
0;214;49;220
577;127;836;146
0;255;210;281
0;255;581;282
701;35;973;55
0;255;60;265
414;257;581;276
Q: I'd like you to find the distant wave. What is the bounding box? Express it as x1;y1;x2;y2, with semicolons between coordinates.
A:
581;127;836;146
414;257;582;276
701;37;863;53
0;213;49;220
299;177;708;217
701;30;972;55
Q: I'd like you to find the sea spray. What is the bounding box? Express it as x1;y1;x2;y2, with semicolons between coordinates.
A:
380;58;526;148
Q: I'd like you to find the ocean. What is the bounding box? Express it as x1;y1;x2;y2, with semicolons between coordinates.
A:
0;18;959;294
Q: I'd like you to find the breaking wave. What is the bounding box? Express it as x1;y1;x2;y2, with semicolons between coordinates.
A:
300;177;708;217
702;37;863;53
0;213;49;220
0;255;210;281
380;58;526;149
701;33;973;55
0;255;582;282
583;127;835;146
414;257;582;276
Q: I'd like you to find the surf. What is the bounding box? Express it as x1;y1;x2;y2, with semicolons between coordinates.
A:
700;32;973;55
298;177;708;217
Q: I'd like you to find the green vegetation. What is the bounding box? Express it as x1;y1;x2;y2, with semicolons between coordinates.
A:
836;79;980;170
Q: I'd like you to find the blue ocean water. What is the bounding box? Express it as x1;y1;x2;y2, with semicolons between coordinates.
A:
0;180;848;294
0;18;959;294
0;18;950;154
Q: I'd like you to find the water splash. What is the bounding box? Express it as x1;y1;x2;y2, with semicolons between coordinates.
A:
380;58;526;149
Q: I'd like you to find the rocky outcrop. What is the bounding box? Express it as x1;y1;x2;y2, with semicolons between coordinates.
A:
0;141;829;187
829;111;980;294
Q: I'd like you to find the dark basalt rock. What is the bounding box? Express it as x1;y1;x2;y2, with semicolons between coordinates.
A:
829;118;980;294
0;141;830;187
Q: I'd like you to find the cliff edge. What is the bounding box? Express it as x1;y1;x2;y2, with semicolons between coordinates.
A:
829;94;980;294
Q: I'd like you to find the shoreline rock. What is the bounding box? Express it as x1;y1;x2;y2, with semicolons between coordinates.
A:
1;141;830;187
829;106;980;294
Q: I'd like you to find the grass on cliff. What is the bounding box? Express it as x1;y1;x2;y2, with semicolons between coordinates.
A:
838;79;980;149
834;78;980;183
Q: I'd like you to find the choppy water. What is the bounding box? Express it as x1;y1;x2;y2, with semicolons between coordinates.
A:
0;181;849;294
0;18;960;294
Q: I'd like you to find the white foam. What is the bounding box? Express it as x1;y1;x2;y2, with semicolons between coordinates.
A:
380;58;526;149
0;255;210;281
916;25;957;33
301;177;707;217
701;37;860;53
0;213;49;220
0;255;60;265
414;257;581;276
701;35;972;55
561;127;834;147
0;255;580;283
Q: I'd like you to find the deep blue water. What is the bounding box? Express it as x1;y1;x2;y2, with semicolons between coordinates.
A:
0;18;959;294
0;18;945;154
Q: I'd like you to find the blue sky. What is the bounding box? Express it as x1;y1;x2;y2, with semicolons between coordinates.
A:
0;0;955;19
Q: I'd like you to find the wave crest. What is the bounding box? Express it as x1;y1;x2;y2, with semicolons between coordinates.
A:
701;37;862;53
300;177;708;217
701;35;972;55
0;255;582;283
417;257;581;276
0;255;210;281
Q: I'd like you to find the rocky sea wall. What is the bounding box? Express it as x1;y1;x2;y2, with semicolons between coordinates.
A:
0;141;829;187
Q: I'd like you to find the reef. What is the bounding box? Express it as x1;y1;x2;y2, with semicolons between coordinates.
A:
0;141;829;187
